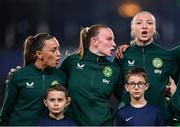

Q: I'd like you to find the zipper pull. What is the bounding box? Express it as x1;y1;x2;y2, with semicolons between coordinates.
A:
96;57;99;62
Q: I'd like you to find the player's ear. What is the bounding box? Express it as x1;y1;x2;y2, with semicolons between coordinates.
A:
125;83;129;92
145;83;149;90
66;97;71;106
43;99;48;107
36;50;43;59
91;37;98;47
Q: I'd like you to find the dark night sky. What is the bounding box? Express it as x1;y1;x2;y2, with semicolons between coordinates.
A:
0;0;180;80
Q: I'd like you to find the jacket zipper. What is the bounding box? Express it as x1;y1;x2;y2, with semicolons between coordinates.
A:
91;69;95;123
142;47;146;68
42;75;45;95
90;57;99;123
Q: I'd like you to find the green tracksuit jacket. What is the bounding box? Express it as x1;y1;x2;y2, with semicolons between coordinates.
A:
0;63;66;125
61;50;123;126
171;45;180;121
119;42;177;124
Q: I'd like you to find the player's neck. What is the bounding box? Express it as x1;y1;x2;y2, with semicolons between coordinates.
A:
89;47;105;56
49;112;64;120
34;60;46;70
134;38;153;46
130;97;147;108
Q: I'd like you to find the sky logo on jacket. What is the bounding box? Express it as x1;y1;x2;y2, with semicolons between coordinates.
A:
102;79;110;85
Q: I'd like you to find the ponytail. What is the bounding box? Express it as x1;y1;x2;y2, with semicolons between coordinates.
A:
76;27;89;59
76;24;108;59
23;36;35;66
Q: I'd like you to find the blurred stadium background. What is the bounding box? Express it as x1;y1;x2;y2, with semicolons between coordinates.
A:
0;0;180;104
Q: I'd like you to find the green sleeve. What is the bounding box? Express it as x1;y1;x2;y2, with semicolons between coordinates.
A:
171;84;180;120
112;82;123;103
113;59;124;102
60;56;72;88
61;56;70;73
171;46;180;120
0;74;19;125
170;47;180;84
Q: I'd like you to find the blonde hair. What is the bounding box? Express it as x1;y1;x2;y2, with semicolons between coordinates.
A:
76;24;108;59
130;11;159;40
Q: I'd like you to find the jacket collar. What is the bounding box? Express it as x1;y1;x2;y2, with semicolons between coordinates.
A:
31;63;54;75
83;50;112;63
131;42;156;49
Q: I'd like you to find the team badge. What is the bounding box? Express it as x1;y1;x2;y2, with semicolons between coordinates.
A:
152;58;163;68
103;66;113;77
51;80;60;86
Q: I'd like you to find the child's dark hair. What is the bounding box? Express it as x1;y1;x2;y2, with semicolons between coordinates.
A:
44;84;68;99
126;67;148;82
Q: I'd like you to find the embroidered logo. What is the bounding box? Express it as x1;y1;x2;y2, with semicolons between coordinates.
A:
76;63;85;70
125;116;134;122
154;69;162;74
51;80;60;86
152;58;163;68
26;82;34;88
102;79;110;85
103;66;112;77
128;60;135;66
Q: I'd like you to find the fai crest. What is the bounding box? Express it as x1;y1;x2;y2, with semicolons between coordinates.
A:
103;66;113;77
